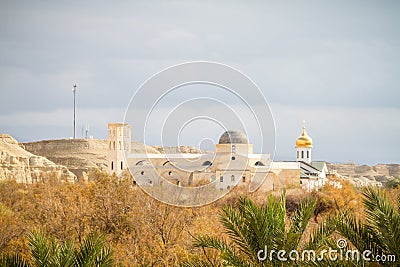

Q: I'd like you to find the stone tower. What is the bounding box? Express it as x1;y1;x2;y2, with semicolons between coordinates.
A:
107;123;131;174
295;122;313;164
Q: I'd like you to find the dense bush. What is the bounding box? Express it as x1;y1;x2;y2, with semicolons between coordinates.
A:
1;171;397;266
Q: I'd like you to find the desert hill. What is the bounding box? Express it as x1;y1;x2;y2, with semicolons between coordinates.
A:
0;134;76;182
23;139;161;179
327;163;399;187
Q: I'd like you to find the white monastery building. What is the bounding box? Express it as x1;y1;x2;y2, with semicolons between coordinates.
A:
107;122;328;192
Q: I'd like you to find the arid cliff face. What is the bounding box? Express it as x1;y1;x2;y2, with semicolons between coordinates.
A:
0;134;76;183
327;162;400;186
23;139;109;179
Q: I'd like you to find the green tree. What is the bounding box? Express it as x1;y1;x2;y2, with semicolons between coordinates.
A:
0;231;113;267
331;187;400;266
385;177;400;189
183;194;331;266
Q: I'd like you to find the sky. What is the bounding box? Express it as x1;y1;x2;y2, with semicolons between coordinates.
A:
0;1;399;165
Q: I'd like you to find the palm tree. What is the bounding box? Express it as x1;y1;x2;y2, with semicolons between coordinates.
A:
331;187;400;266
0;231;113;267
183;194;330;266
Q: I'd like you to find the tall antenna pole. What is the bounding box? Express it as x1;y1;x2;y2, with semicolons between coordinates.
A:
72;84;77;139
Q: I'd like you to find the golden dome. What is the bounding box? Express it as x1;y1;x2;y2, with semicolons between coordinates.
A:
296;127;313;148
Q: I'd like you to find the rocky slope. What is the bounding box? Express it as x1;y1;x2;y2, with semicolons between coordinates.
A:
23;139;109;179
0;134;76;183
327;163;400;186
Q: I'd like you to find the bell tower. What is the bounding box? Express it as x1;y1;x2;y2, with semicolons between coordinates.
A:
295;121;313;164
107;123;131;174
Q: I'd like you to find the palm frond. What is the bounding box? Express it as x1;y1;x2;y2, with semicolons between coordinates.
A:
180;259;223;267
193;235;251;266
0;253;30;267
286;197;317;251
75;232;113;267
188;195;321;266
332;211;379;254
220;204;253;257
362;187;400;257
194;235;231;252
55;239;75;267
27;230;56;267
303;215;336;252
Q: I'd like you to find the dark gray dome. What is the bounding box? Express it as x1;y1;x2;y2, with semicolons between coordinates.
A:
218;130;248;144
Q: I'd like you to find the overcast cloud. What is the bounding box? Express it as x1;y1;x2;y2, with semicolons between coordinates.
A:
0;1;399;165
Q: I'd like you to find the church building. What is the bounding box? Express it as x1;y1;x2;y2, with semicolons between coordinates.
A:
295;124;328;191
107;122;328;193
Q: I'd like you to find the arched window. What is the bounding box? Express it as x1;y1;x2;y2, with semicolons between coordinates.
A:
111;161;114;170
242;176;246;182
301;151;304;158
136;160;151;166
188;173;193;185
255;161;264;166
231;156;236;160
231;175;235;181
307;151;309;158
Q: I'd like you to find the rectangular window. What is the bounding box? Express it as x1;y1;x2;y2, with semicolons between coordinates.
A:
307;151;309;158
220;176;224;182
